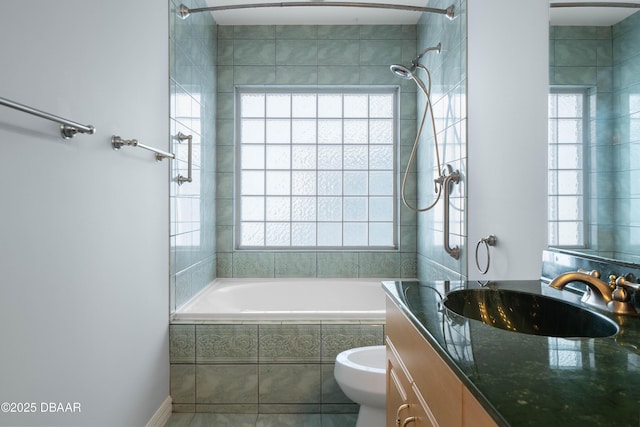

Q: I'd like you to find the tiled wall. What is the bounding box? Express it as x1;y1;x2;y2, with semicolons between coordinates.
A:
170;0;218;312
169;322;384;413
550;12;640;263
215;24;419;278
612;12;640;263
549;25;615;258
415;0;468;281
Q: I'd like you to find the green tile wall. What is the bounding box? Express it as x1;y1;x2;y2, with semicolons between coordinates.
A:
415;0;468;281
550;12;640;263
612;11;640;263
215;24;420;278
169;322;383;413
170;0;218;312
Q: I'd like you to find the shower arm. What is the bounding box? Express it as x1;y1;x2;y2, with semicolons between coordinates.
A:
179;2;455;20
411;43;442;68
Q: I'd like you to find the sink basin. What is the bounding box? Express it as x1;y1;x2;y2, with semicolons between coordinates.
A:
443;288;618;338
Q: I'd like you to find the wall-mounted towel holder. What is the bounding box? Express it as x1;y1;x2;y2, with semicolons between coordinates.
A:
112;135;175;160
475;234;497;275
112;133;193;185
1;96;95;139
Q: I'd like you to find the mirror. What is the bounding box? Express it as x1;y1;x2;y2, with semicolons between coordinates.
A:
548;3;640;264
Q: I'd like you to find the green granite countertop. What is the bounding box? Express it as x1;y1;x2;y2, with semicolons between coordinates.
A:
382;280;640;427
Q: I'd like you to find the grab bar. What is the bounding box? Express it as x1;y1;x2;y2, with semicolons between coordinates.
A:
175;132;192;185
112;135;175;160
443;167;461;260
0;96;95;139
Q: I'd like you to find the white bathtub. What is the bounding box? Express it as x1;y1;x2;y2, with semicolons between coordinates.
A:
172;278;388;321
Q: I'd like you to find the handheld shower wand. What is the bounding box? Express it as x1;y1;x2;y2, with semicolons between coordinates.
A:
390;43;445;213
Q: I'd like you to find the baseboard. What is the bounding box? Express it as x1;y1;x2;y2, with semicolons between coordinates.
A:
146;396;172;427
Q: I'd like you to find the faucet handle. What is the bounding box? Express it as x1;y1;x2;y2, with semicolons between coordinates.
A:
578;268;601;279
608;276;639;315
616;276;640;292
612;280;630;303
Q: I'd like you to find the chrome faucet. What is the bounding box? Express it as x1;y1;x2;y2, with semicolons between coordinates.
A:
549;270;639;315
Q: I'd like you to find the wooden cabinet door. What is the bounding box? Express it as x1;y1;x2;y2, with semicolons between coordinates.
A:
387;338;436;427
387;296;498;427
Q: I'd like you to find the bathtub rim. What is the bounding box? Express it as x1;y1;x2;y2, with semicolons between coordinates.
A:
171;277;396;323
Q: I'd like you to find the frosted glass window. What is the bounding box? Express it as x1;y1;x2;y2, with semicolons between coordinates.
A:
344;197;368;221
266;171;290;195
266;197;290;221
242;197;264;221
241;146;264;169
292;94;317;118
292;171;316;195
318;145;342;169
241;171;264;195
344;171;368;195
344;95;368;118
344;145;368;170
370;120;394;144
318;171;342;195
344;120;368;144
292;146;316;169
292;120;317;144
370;197;393;221
292;197;316;221
237;87;398;249
344;222;368;246
370;94;394;118
266;120;291;144
242;222;264;246
318;120;343;144
370;145;394;170
241;120;265;144
266;223;290;246
548;88;589;248
292;223;316;246
266;145;290;169
318;95;343;118
318;197;342;221
318;223;342;246
241;94;265;117
266;94;291;117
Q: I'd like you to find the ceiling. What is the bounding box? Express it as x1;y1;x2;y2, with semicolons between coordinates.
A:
202;0;639;26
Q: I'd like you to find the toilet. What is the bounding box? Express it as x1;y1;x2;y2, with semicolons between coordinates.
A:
334;345;387;427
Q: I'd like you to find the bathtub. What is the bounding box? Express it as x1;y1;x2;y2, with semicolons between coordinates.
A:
172;278;387;321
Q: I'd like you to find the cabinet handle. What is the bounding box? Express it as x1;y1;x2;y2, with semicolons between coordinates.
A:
402;416;418;426
396;404;410;426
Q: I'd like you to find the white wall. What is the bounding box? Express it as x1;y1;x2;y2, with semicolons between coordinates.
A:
467;0;549;280
0;1;169;426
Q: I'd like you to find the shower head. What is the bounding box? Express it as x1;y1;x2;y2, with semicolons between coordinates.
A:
389;64;414;80
390;64;428;96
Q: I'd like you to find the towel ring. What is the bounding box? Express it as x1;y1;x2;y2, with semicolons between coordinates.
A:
475;235;497;275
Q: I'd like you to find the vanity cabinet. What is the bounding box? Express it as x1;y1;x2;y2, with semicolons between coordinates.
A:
386;297;497;427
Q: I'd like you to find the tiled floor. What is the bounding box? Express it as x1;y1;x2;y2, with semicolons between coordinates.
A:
165;412;357;427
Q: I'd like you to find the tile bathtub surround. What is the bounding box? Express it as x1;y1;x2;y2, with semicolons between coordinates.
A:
169;322;383;413
170;0;218;313
215;23;419;279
